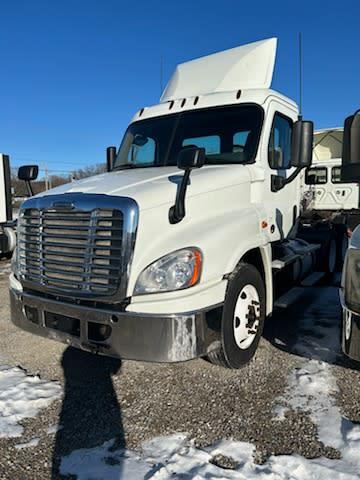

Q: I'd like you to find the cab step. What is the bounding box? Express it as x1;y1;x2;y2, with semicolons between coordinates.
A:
271;253;299;270
301;271;326;287
274;287;304;309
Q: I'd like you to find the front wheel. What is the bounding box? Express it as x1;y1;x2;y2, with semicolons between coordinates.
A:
208;263;265;369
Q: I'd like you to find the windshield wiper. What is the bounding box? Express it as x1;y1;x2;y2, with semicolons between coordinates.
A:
113;164;154;171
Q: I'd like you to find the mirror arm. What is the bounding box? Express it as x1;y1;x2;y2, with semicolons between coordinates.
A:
25;180;34;197
271;167;302;192
169;169;191;224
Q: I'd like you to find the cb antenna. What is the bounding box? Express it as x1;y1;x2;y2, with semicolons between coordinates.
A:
298;32;303;120
160;55;164;98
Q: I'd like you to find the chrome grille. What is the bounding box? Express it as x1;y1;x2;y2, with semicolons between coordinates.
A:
18;207;124;295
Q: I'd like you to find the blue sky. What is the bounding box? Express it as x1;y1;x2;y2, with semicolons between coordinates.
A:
1;0;359;175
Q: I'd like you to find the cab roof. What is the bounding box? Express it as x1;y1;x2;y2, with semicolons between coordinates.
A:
131;88;298;124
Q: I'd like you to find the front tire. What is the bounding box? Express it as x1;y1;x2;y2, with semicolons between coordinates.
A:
208;263;265;369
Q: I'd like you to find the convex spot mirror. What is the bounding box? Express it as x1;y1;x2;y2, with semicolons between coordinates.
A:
133;134;149;147
290;120;314;168
18;165;39;181
341;111;360;182
177;147;206;171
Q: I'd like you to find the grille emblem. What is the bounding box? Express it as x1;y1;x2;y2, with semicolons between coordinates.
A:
51;201;75;210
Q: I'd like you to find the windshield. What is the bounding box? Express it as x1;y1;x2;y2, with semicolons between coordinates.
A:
114;104;263;169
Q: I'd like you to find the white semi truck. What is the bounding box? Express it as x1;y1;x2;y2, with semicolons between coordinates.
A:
9;38;349;368
0;154;16;259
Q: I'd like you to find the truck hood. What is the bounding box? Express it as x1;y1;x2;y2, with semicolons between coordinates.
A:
36;165;252;210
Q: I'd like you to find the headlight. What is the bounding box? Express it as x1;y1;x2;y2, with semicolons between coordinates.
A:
134;247;202;295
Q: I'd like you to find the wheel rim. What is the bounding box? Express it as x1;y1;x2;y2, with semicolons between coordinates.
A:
233;284;260;350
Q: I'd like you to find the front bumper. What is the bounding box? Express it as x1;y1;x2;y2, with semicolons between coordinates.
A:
9;285;221;363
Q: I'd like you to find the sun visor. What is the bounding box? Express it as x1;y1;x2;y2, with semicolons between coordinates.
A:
160;38;277;102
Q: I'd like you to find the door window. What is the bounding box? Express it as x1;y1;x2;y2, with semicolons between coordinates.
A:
268;114;293;169
305;167;328;184
331;166;345;184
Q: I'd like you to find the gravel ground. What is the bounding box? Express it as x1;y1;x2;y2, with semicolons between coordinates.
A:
0;258;359;479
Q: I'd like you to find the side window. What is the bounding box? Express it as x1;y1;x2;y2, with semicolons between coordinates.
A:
331;166;344;184
233;131;250;153
182;135;220;155
305;167;328;185
268;113;293;169
127;134;156;165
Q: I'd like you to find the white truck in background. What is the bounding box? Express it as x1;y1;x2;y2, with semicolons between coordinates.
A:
302;128;360;269
304;128;359;211
0;154;16;259
9;38;351;368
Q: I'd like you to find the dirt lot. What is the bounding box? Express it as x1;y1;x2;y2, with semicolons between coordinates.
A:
0;258;359;479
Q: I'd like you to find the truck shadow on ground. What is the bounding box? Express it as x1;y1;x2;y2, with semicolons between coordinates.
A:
51;347;124;479
263;284;359;371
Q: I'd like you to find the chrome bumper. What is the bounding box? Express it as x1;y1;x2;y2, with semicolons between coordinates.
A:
9;287;221;362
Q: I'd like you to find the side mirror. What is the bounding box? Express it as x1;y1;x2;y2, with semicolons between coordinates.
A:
18;165;39;181
18;165;39;197
177;147;205;171
290;120;314;168
341;110;360;182
106;146;117;172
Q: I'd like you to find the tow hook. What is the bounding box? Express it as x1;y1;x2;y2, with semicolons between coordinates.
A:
81;342;108;354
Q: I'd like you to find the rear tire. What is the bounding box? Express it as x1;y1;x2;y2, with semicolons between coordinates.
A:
208;263;265;369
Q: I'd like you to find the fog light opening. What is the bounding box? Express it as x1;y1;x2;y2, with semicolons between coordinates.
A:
88;322;112;342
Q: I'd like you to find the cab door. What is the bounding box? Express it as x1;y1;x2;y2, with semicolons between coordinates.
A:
261;101;299;241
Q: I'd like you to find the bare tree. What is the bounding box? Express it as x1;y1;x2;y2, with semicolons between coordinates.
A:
71;163;107;180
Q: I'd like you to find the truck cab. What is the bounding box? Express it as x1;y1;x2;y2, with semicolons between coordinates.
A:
10;38;326;369
303;128;360;211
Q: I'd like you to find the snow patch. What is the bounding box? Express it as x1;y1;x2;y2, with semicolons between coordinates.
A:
61;434;360;480
15;437;40;449
0;365;61;438
47;424;63;435
60;438;150;480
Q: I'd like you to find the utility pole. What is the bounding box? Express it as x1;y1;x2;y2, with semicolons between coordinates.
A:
45;165;49;190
